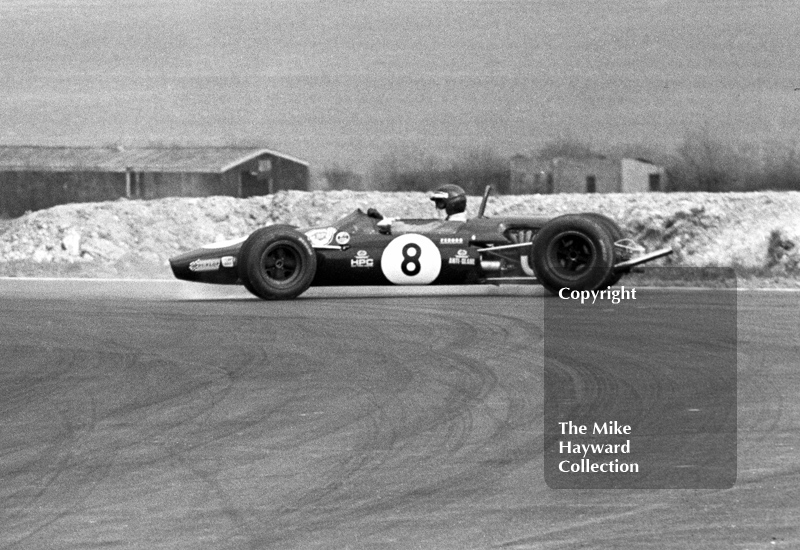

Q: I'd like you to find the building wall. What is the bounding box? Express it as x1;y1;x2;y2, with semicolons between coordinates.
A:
231;154;278;197
226;153;310;198
0;170;126;217
509;154;667;195
0;151;310;216
139;172;225;199
620;158;666;192
272;156;310;192
552;157;621;193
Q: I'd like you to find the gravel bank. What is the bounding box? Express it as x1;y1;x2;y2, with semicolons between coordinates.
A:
0;191;798;285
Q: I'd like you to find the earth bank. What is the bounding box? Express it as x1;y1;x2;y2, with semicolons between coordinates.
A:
0;190;798;286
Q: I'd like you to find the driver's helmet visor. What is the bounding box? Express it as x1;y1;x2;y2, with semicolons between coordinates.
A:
430;192;448;210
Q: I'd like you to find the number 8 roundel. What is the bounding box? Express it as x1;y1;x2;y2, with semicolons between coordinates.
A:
380;234;442;285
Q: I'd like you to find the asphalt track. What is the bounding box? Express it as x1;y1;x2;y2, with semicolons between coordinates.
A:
0;279;798;549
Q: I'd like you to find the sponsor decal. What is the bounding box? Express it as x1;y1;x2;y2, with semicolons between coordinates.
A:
335;231;351;245
305;227;336;247
189;258;221;272
439;237;463;245
221;256;236;268
448;249;475;265
351;249;374;268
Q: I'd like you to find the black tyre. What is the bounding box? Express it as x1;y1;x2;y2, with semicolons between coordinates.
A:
581;212;623;242
237;225;317;300
581;213;624;287
532;214;615;295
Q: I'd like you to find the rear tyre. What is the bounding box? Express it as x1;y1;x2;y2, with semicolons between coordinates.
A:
237;225;317;300
532;214;615;295
581;213;624;287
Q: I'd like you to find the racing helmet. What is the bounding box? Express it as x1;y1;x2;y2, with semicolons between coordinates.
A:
429;184;467;217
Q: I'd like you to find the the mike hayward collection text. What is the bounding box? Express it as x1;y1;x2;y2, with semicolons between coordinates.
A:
557;421;640;474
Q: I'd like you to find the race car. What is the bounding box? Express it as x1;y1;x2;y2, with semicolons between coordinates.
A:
169;187;672;300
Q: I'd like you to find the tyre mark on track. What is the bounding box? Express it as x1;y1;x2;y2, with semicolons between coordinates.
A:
249;299;545;546
0;305;252;547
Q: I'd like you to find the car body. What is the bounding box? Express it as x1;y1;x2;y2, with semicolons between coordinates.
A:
170;189;672;300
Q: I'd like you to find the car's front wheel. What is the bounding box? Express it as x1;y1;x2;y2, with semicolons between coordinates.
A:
532;214;615;295
237;225;317;300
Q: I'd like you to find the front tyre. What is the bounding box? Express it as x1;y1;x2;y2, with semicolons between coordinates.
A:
237;225;317;300
532;214;614;295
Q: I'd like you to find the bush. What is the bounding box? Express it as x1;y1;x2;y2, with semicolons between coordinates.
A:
667;128;800;192
367;149;449;192
367;147;510;194
668;128;737;191
324;131;800;194
321;164;365;190
766;229;798;271
449;148;511;195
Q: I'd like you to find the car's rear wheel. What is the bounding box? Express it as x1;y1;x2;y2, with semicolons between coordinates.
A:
237;225;317;300
532;214;615;295
581;212;624;287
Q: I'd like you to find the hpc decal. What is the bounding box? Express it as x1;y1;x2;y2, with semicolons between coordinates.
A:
351;249;374;268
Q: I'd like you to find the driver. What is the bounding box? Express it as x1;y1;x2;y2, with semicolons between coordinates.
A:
429;184;467;221
377;183;468;234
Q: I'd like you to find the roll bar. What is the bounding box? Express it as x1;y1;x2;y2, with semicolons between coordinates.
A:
477;185;492;218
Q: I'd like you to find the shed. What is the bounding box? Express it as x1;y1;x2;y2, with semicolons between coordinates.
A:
552;156;621;194
510;154;667;194
0;145;310;217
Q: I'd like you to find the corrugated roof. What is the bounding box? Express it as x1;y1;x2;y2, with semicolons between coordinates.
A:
0;146;309;173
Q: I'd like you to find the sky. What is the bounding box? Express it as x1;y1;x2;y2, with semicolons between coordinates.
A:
1;0;798;172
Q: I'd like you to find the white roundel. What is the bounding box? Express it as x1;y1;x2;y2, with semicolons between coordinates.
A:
381;234;442;285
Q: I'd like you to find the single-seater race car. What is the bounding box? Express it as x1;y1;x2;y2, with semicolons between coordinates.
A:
170;187;672;300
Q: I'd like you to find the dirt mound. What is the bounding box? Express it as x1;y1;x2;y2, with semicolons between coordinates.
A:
1;190;798;284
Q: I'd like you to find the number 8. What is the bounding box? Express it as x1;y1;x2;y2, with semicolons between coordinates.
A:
401;243;422;276
380;234;442;285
